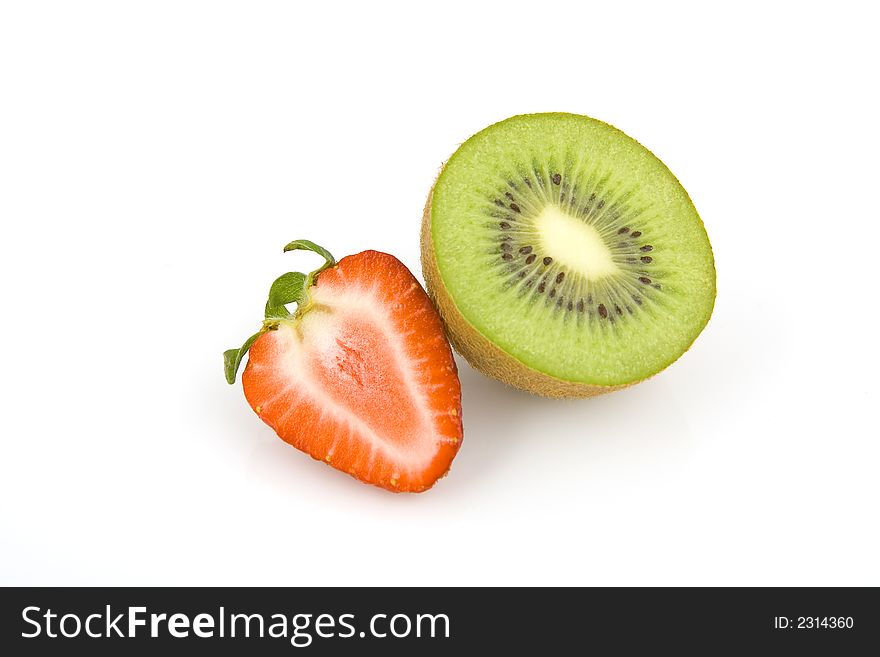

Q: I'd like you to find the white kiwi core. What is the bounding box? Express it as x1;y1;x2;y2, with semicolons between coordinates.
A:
534;204;618;280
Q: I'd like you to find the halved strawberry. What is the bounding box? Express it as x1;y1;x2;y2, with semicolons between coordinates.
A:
224;240;463;493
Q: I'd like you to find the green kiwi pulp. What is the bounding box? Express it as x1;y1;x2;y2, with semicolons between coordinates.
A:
423;113;715;392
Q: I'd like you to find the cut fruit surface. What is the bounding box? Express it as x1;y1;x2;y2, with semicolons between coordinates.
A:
422;113;716;395
227;246;462;493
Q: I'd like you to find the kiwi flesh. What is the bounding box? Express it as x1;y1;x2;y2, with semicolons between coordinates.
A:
421;113;715;398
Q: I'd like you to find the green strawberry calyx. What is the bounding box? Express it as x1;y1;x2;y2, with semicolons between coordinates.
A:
223;239;336;384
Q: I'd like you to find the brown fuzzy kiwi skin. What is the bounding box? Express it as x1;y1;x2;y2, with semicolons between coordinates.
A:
421;185;633;399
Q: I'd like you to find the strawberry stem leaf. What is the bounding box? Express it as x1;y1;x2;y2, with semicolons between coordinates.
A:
281;240;336;315
264;271;307;319
223;329;265;384
282;239;336;271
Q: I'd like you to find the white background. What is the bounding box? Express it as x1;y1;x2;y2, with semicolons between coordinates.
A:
1;1;878;586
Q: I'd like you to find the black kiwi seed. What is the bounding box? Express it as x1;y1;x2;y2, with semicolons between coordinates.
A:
494;199;505;207
639;276;651;284
632;295;642;305
630;230;642;238
597;200;605;209
505;192;514;200
518;271;527;278
526;254;536;264
567;301;573;311
598;304;608;319
500;242;512;251
640;245;653;252
523;178;532;187
502;253;513;261
577;300;585;313
510;203;521;213
555;272;565;284
618;227;629;234
538;282;546;293
551;173;562;185
549;288;557;298
500;221;511;229
543;256;553;266
519;245;533;255
641;256;652;263
615;305;623;316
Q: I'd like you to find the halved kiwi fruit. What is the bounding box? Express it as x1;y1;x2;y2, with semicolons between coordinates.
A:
421;113;715;397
